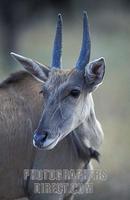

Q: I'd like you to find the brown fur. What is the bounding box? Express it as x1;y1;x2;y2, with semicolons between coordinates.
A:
0;70;87;200
0;70;101;200
0;71;29;86
0;71;43;199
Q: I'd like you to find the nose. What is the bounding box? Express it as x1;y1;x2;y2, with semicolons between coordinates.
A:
33;131;48;148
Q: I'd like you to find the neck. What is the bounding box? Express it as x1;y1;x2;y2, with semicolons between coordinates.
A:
69;94;104;161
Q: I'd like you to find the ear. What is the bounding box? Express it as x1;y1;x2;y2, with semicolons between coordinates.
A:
85;57;105;91
11;52;50;82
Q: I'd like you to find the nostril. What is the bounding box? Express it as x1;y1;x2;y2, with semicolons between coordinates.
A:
40;133;48;143
33;132;48;144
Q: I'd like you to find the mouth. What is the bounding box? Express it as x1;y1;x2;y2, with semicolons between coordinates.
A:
33;135;60;150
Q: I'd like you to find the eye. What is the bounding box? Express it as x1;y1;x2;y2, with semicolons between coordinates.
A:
39;90;43;94
70;89;81;98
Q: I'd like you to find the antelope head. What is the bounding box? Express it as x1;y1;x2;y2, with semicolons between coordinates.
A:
11;12;105;150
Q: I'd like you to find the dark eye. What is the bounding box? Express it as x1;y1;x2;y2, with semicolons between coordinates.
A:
70;89;81;98
39;90;43;94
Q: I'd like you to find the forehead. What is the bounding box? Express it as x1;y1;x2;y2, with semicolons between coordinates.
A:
45;68;84;89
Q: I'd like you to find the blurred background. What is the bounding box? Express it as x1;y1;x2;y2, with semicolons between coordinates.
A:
0;0;130;199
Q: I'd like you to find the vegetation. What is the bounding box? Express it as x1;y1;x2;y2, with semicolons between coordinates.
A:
0;6;129;200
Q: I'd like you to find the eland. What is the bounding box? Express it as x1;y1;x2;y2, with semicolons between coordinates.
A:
0;12;105;200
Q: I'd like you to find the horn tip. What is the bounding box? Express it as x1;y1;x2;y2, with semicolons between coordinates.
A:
83;10;87;15
57;13;63;27
58;13;63;21
83;11;88;20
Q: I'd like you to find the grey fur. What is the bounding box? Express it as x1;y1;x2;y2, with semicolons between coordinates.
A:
0;53;105;199
0;14;105;199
